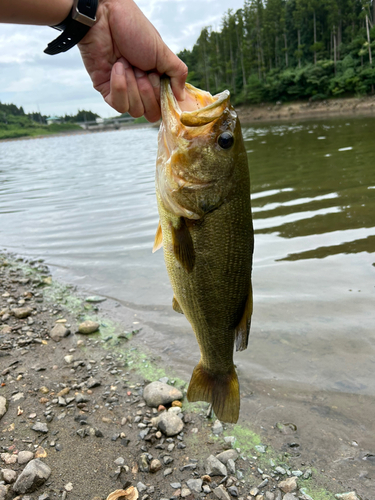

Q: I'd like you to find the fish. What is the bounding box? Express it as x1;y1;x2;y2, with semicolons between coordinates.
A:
153;77;254;423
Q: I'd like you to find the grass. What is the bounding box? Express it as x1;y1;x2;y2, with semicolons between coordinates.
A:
0;122;81;140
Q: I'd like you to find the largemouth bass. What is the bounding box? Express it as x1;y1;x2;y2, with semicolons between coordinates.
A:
153;78;254;423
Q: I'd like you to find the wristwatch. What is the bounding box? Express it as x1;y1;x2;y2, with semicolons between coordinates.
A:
44;0;98;55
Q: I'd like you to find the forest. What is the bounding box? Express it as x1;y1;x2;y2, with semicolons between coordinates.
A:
178;0;375;104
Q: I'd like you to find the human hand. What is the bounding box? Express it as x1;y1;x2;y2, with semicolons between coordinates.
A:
78;0;188;122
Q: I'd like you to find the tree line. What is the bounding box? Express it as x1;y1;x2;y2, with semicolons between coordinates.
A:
178;0;375;104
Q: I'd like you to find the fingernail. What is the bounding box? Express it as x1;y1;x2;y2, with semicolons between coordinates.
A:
115;62;125;75
134;68;146;79
148;73;160;88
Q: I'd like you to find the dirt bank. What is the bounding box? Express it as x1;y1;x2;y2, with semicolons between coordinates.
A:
0;254;367;500
236;95;375;124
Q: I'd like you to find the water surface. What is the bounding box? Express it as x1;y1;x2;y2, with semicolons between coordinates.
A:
1;119;374;401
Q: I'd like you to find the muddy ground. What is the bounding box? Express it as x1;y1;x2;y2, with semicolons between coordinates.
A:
0;254;370;500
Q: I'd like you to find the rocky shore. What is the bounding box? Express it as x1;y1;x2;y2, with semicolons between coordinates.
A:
0;254;363;500
236;95;375;124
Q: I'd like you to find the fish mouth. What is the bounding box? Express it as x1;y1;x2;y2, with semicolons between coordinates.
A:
161;77;230;128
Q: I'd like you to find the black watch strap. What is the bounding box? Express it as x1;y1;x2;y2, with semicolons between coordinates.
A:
44;0;98;55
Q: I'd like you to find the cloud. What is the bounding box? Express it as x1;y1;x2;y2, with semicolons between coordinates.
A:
0;0;245;116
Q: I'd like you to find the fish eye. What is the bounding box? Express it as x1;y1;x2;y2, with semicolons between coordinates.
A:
217;132;234;150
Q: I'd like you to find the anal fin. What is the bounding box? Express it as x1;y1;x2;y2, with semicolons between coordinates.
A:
172;295;184;314
171;217;195;273
235;284;253;352
187;361;239;424
152;221;163;253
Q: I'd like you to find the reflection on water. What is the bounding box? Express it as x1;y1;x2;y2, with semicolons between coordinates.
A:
0;119;374;400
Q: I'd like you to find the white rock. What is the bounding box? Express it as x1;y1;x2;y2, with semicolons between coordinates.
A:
18;451;34;465
156;412;184;436
0;396;7;420
216;449;239;464
213;485;231;500
143;381;183;407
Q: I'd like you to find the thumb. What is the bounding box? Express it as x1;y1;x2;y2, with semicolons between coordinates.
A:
156;45;188;101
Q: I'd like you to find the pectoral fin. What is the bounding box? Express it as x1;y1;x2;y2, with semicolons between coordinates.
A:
235;284;253;352
152;221;163;253
172;296;184;314
171;217;195;273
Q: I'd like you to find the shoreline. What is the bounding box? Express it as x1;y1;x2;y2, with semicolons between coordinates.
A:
0;252;368;500
236;95;375;124
1;96;375;145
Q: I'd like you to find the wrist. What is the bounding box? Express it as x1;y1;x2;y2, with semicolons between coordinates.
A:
0;0;74;26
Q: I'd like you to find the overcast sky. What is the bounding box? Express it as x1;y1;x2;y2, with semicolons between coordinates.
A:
0;0;245;117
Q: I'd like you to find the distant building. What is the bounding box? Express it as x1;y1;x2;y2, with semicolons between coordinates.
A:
46;116;62;125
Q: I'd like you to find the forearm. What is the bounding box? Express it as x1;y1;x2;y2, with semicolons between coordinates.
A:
0;0;73;26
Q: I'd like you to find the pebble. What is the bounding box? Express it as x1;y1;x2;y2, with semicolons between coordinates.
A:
0;485;9;500
0;396;7;420
155;412;184;436
181;488;192;498
149;459;162;473
216;449;239;464
212;419;224;435
12;459;51;494
335;493;361;500
283;494;297;500
206;455;228;476
186;478;203;493
78;320;100;334
12;306;33;318
143;381;183;407
50;323;70;342
1;453;17;465
278;477;297;493
228;485;238;497
224;436;236;446
170;483;182;489
18;451;34;464
32;422;49;434
164;468;173;476
227;458;236;474
214;485;231;500
137;482;147;493
1;468;17;483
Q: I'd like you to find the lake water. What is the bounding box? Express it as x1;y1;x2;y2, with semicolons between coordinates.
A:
1;118;375;491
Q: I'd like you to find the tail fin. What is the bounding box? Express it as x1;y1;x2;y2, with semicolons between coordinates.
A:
187;361;240;423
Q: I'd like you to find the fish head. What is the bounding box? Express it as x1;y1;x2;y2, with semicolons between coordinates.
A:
156;78;247;219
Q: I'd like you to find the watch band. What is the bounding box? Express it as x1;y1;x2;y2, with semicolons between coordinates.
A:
44;0;98;55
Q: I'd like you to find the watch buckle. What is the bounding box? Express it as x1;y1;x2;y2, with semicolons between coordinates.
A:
72;4;96;27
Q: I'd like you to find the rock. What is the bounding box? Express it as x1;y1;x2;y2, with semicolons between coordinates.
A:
12;459;51;494
278;477;297;493
64;355;74;364
78;320;100;334
164;468;173;476
186;479;203;493
1;468;17;483
249;488;259;497
50;323;70;341
283;494;297;500
32;422;49;434
335;493;361;500
227;458;236;475
265;493;275;500
258;479;268;488
216;449;239;464
275;466;286;475
1;453;17;465
12;307;33;319
143;381;183;407
213;485;231;500
224;436;236;446
136;482;147;493
86;377;101;388
228;486;238;497
156;412;184;436
85;296;106;303
18;451;34;464
0;396;7;420
206;455;228;476
170;483;181;489
212;419;224;435
0;485;9;500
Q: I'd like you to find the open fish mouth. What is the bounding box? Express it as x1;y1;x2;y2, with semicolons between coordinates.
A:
160;77;231;129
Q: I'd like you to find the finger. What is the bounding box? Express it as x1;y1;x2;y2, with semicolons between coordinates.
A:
148;72;161;106
133;69;161;122
123;63;145;118
156;46;188;101
104;59;129;113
